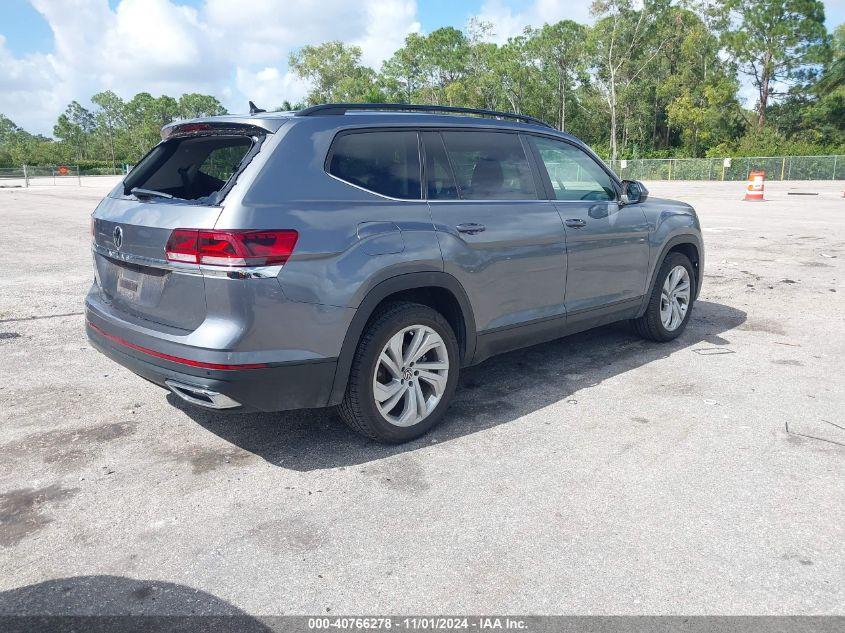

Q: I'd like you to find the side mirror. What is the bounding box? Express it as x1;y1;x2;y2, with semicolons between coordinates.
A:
620;179;648;205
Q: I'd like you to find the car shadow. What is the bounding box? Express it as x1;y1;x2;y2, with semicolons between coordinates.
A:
0;575;271;632
171;300;746;472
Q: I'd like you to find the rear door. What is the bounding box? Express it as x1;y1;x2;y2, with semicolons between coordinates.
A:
526;134;650;315
91;128;262;331
424;130;567;333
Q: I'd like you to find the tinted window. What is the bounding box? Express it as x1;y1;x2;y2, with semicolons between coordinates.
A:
422;132;459;200
328;131;421;199
530;136;616;201
441;131;537;200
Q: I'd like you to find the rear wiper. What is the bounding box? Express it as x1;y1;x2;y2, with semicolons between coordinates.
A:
130;187;174;200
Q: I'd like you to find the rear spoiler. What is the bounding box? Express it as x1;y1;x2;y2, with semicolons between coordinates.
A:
161;117;286;140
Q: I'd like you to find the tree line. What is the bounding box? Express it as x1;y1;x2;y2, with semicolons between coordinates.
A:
0;93;226;170
1;0;843;170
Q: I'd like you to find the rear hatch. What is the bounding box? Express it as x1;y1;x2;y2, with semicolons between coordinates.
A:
91;123;266;331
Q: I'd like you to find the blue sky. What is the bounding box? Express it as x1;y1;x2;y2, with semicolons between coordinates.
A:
1;0;843;135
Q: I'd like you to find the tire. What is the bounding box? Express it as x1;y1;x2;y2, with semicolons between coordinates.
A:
338;301;460;443
632;252;696;342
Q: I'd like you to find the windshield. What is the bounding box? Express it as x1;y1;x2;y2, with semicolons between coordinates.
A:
121;134;257;203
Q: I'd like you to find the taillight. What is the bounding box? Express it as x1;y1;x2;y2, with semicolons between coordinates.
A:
165;229;298;267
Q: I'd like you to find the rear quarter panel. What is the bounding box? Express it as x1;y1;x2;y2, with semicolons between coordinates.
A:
216;118;444;309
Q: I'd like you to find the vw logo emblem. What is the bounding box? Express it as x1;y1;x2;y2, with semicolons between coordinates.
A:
402;368;413;381
113;226;123;250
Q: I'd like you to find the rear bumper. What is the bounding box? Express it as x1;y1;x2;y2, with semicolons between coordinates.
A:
86;319;337;412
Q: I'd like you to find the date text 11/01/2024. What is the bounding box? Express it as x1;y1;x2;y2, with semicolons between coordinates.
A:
307;617;528;630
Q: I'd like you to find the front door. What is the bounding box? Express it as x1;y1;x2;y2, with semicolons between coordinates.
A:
527;135;651;315
423;130;567;333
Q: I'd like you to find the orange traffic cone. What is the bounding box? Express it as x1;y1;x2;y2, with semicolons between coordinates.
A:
744;170;765;201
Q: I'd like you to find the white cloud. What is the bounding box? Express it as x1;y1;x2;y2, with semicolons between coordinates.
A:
472;0;594;43
0;35;63;134
100;0;215;85
235;66;309;110
354;0;421;67
18;0;226;132
1;0;421;134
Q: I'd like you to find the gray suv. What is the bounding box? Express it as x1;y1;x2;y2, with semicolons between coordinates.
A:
86;103;703;443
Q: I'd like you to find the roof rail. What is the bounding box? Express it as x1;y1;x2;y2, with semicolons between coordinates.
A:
295;103;554;129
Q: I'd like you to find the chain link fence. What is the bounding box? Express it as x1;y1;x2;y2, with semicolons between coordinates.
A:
2;156;843;189
0;167;27;186
608;155;845;181
0;164;130;188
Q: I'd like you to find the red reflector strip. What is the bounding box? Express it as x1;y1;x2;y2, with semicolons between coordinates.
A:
87;321;267;370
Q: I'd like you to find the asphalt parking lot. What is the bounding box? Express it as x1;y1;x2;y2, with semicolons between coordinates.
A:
0;178;843;616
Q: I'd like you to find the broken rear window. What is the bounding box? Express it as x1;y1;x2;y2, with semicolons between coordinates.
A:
122;135;258;204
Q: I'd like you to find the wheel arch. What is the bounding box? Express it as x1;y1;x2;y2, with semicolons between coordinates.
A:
326;272;476;407
638;235;703;317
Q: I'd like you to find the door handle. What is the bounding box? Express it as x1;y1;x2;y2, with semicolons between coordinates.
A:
456;222;486;235
565;218;587;229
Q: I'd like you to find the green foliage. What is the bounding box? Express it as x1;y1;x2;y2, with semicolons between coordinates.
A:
53;101;95;163
524;20;588;131
91;91;126;170
289;41;382;104
705;125;826;156
718;0;829;126
381;33;429;103
1;2;843;168
662;7;745;156
178;93;227;119
0;91;233;168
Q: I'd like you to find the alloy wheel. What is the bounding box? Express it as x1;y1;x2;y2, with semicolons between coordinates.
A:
660;265;691;331
372;324;449;427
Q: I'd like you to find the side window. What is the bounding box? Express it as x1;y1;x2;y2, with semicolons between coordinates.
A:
328;131;421;199
441;131;537;200
422;131;459;200
529;136;616;201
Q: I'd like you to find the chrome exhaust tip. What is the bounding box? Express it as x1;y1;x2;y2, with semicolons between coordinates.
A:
165;380;241;410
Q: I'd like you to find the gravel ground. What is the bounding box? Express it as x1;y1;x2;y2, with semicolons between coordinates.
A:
0;178;843;616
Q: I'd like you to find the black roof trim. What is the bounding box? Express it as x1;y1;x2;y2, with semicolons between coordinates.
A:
296;103;554;129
